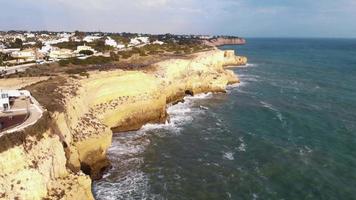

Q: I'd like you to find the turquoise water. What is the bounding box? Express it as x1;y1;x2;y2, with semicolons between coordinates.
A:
94;39;356;200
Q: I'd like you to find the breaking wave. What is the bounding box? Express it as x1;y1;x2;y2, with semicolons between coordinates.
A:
94;93;213;200
260;101;286;127
245;63;258;67
223;151;235;160
140;93;212;133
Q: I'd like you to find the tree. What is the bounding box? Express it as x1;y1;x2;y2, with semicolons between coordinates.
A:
79;50;94;56
10;38;23;49
74;31;85;39
0;52;12;65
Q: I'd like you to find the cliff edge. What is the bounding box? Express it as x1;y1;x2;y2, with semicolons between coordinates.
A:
202;38;246;46
0;49;247;199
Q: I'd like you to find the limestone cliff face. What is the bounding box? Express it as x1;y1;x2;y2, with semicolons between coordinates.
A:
202;38;246;46
0;49;246;199
0;123;93;200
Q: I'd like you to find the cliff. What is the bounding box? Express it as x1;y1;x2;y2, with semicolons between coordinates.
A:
202;37;246;46
0;49;247;199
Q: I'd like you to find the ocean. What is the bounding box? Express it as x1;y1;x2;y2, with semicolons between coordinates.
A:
93;38;356;200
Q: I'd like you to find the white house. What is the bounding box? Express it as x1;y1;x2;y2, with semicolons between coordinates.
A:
105;37;117;47
83;36;101;43
0;43;6;50
0;48;21;54
39;44;54;54
75;44;96;54
25;33;36;38
105;37;125;49
129;36;150;46
49;48;74;60
0;90;30;111
11;49;36;63
152;40;164;45
0;92;10;111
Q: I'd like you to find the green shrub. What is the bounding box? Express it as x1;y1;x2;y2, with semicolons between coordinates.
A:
58;59;70;66
79;50;94;56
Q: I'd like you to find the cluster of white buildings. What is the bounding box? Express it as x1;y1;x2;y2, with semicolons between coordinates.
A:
0;32;165;66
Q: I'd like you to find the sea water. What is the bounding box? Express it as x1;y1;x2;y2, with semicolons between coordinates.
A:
93;38;356;200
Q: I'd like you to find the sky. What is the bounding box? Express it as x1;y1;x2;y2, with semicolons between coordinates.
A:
1;0;356;38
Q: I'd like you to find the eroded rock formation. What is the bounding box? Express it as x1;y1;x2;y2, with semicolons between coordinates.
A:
202;37;246;46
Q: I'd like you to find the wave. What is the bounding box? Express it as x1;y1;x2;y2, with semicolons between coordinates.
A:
184;92;213;100
245;63;258;67
227;81;247;90
238;74;260;82
94;93;219;199
238;137;247;152
140;94;209;133
223;151;235;160
94;170;162;200
260;101;285;126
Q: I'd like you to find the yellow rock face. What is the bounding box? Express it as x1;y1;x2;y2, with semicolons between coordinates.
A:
0;49;246;199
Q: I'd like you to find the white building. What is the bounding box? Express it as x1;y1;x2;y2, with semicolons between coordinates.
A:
45;37;70;45
0;92;9;111
0;48;21;54
105;37;125;49
105;37;117;47
49;48;74;60
0;90;30;111
25;33;36;38
152;40;164;45
11;49;36;63
129;37;150;46
0;43;6;50
75;44;96;54
83;36;101;43
39;44;54;54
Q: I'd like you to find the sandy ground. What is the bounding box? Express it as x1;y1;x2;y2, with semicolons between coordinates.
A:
0;77;50;90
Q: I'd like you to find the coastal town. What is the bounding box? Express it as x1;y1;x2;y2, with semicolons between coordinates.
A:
0;31;245;76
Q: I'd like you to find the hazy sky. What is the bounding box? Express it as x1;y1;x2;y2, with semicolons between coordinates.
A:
1;0;356;37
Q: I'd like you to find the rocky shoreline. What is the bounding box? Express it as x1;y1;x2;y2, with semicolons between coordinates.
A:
0;49;247;199
203;38;246;46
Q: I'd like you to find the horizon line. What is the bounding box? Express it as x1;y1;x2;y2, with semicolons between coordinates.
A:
0;29;355;39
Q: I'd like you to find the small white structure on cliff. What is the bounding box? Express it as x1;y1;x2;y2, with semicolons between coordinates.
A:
0;92;10;111
0;90;30;111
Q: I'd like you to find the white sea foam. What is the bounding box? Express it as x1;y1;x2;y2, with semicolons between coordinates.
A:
298;145;313;156
95;93;213;199
252;193;259;200
94;170;162;200
238;74;260;82
139;93;211;133
200;105;209;110
246;63;258;67
238;137;247;152
260;101;284;124
223;151;235;160
184;92;213;100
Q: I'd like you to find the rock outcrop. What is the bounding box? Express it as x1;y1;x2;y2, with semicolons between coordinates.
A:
202;37;246;46
0;49;247;199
